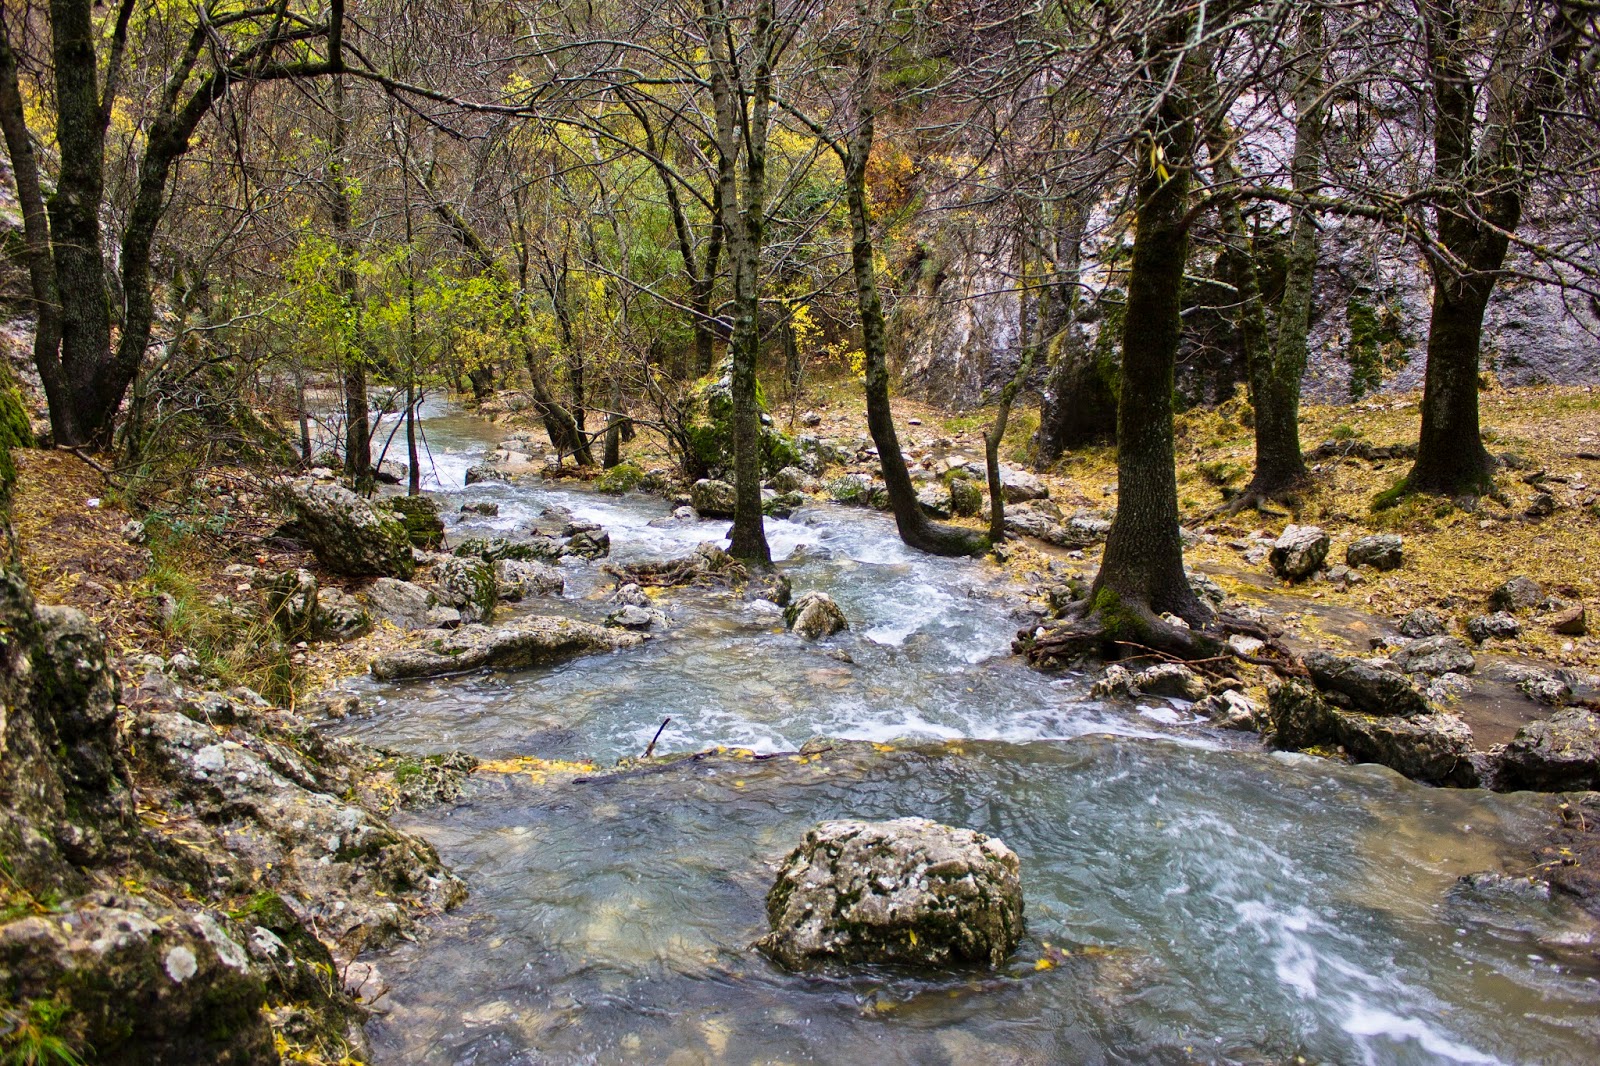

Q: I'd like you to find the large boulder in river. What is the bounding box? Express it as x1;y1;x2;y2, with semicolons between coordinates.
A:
784;590;848;639
1269;525;1329;581
369;617;645;680
691;478;737;518
757;818;1023;971
1268;679;1476;786
1496;709;1600;792
434;557;497;624
288;481;414;578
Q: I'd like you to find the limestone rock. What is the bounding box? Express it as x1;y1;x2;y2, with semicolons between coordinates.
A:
453;535;562;563
998;465;1049;503
1346;534;1403;571
363;578;457;631
1489;576;1546;613
314;587;372;641
595;461;644;495
916;483;952;519
757;818;1023;970
691;478;737;518
369;617;645;680
287;482;414;578
1268;680;1476;786
770;466;815;494
784;590;848;640
1132;663;1209;701
1497;709;1600;791
1398;608;1447;638
1303;650;1431;717
1269;525;1330;581
606;604;665;630
493;559;565;601
1466;611;1522;643
381;494;445;549
1089;664;1138;700
434;557;497;624
1195;689;1262;730
1390;635;1476;677
563;524;611;559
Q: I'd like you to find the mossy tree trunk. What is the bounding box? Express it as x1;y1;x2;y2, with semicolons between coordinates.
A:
1088;28;1210;637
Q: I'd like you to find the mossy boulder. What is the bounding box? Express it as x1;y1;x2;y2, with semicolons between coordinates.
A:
595;461;645;495
784;590;848;639
434;557;497;624
948;475;984;517
691;478;737;518
453;536;561;563
382;494;446;550
758;818;1024;970
288;482;414;578
680;360;798;478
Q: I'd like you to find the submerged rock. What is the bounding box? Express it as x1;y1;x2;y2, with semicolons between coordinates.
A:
1269;525;1329;581
785;590;848;640
606;604;666;630
287;481;414;578
369;617;645;680
757;818;1023;970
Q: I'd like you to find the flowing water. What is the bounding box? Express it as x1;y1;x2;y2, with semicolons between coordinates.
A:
332;400;1600;1065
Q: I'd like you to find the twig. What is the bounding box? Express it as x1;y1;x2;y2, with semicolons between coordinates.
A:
642;716;671;759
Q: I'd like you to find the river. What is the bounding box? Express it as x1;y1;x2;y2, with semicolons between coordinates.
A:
329;398;1600;1064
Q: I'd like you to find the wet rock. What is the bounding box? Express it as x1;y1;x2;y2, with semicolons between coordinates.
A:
1390;635;1476;677
564;526;611;559
1497;709;1600;791
1419;672;1474;704
1132;663;1209;701
1500;665;1574;707
1268;680;1476;786
998;465;1049;503
785;590;848;640
1399;608;1447;638
751;571;793;608
1548;604;1588;635
691;478;736;518
493;559;565;601
314;587;372;641
460;501;499;516
606;604;665;630
1303;650;1431;717
1089;664;1138;700
1489;576;1546;613
757;818;1023;970
1467;612;1522;643
363;577;458;631
610;582;651;608
381;494;446;550
433;557;497;624
453;535;561;563
1345;534;1403;571
369;617;645;680
827;474;869;505
264;568;319;640
1269;525;1329;581
1195;689;1262;730
763;490;806;518
287;482;414;578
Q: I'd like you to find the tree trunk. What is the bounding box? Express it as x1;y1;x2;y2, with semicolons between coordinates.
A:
986;265;1036;543
1089;44;1209;631
0;20;67;443
844;99;985;553
1408;278;1496;494
705;0;771;565
329;77;371;487
47;0;114;446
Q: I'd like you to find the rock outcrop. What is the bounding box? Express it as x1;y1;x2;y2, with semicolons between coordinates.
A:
369;617;645;680
287;482;414;578
1268;679;1476;786
758;818;1023;970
